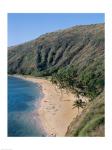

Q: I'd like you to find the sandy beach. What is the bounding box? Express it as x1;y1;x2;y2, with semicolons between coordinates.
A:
12;75;88;136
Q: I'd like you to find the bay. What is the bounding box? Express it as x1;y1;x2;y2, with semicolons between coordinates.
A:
8;76;46;137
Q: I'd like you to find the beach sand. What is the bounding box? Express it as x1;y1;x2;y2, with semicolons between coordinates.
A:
13;75;88;136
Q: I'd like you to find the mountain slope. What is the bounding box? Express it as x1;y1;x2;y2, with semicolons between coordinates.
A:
8;24;104;77
66;91;104;136
8;23;104;136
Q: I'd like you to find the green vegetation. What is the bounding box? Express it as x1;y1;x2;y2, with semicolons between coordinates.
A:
72;99;86;115
78;59;104;99
51;66;77;92
8;24;104;78
8;23;104;136
78;114;104;136
51;61;104;99
66;92;104;136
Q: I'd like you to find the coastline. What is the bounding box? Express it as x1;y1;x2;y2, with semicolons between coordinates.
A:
9;75;88;136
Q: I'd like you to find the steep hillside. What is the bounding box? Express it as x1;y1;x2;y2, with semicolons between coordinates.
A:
66;91;104;136
8;23;104;136
8;24;104;77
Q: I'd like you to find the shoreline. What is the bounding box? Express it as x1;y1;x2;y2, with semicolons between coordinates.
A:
9;75;88;136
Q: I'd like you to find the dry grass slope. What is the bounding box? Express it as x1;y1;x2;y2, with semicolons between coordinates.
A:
8;23;104;136
8;24;104;77
66;92;104;136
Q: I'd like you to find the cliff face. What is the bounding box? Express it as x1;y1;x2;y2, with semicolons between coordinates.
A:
8;24;104;76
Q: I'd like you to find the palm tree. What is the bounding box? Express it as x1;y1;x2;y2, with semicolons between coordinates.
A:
73;99;86;115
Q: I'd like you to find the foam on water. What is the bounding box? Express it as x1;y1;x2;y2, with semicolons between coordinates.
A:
8;76;46;137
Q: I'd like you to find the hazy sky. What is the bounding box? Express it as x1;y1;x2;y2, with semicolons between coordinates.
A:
8;13;104;46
